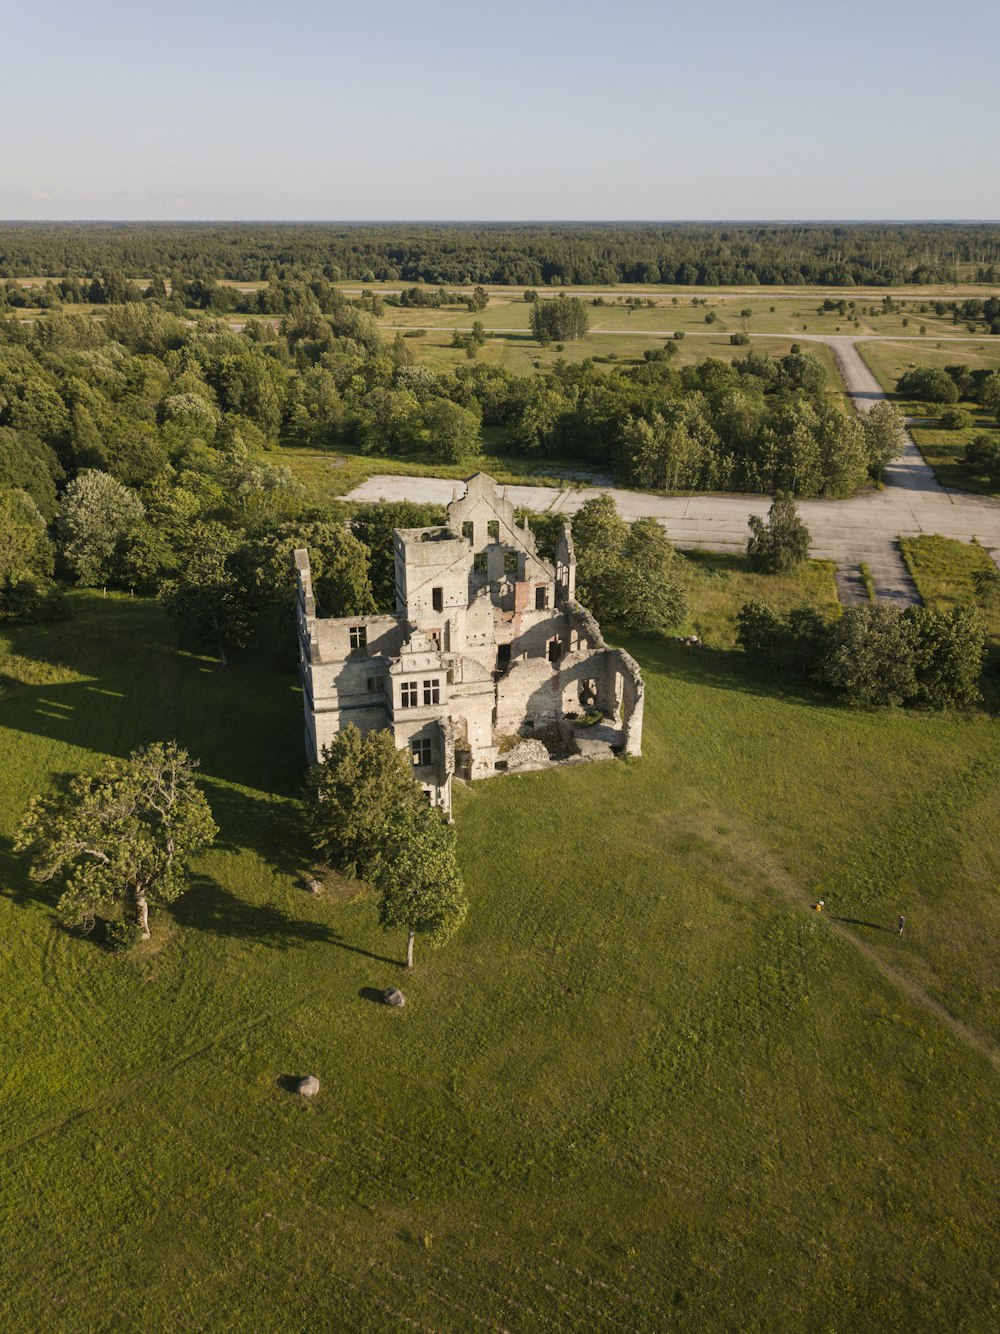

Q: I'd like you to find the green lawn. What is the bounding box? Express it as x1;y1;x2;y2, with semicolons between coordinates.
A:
859;341;1000;495
679;552;840;648
1;594;998;1331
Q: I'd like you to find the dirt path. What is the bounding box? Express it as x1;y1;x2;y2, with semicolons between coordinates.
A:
822;915;1000;1074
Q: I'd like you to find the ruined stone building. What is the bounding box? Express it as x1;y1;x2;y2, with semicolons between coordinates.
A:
294;473;643;815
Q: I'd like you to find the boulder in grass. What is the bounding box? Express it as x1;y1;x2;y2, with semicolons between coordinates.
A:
295;1074;320;1097
383;987;406;1008
305;877;322;895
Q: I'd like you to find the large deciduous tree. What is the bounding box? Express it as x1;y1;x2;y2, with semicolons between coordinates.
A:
572;495;688;634
57;468;146;586
373;807;468;969
746;492;811;573
304;726;424;879
160;520;252;665
15;741;217;940
861;401;906;479
530;295;589;343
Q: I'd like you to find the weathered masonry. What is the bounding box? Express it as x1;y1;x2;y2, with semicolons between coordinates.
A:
294;473;643;816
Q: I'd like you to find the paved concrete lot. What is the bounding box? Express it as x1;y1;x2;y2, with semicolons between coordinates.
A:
345;339;1000;601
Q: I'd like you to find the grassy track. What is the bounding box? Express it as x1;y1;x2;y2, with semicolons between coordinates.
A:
1;592;998;1331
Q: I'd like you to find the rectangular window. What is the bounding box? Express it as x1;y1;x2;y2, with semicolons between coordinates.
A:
497;643;511;673
548;638;562;663
432;587;443;613
462;521;473;541
401;680;418;707
473;553;488;573
487;520;499;541
535;585;548;610
411;738;432;767
504;552;518;574
423;678;440;706
366;674;386;694
349;625;367;651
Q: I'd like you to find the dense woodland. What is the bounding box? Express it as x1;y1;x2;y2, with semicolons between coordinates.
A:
1;222;1000;288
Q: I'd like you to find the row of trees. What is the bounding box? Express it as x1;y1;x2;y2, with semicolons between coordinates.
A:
896;364;1000;411
738;600;986;709
2;221;998;286
15;728;468;967
0;304;905;628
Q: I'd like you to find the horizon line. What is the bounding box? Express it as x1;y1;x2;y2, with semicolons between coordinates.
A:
2;218;1000;227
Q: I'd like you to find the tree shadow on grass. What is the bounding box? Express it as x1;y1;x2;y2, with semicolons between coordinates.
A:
622;636;830;709
203;781;311;882
830;915;891;932
0;832;50;909
171;876;400;964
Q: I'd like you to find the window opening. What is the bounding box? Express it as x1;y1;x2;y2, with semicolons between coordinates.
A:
535;585;548;610
349;625;367;650
473;553;488;573
366;674;385;693
497;643;511;672
503;552;518;574
411;738;433;767
432;587;443;613
422;679;440;706
401;680;418;707
462;521;474;541
487;520;499;541
548;638;562;663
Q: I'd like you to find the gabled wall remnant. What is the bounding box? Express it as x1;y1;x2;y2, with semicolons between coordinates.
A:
295;473;643;815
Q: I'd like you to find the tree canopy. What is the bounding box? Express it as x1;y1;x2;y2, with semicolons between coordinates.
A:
746;493;812;573
572;495;688;633
15;741;217;941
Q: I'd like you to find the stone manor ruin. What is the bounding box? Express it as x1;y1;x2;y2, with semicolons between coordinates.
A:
294;473;644;816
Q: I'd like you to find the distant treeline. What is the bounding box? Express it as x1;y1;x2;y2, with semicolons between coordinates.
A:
1;222;999;288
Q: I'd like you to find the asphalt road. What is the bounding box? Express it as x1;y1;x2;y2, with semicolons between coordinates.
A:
344;338;1000;601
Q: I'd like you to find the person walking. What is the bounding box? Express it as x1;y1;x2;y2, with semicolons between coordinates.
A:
897;914;905;936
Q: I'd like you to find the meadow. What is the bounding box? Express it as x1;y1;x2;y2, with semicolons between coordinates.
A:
1;576;998;1331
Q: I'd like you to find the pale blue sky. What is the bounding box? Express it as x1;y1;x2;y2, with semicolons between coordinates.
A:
2;0;997;220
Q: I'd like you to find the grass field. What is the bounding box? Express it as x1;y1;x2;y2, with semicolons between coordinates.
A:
679;552;840;648
392;327;848;399
859;341;1000;495
266;440;602;505
1;589;998;1331
375;289;982;342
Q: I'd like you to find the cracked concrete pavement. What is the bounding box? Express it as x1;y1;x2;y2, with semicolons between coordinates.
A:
344;338;1000;602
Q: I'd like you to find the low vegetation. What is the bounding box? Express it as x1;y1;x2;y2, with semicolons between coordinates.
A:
1;590;998;1328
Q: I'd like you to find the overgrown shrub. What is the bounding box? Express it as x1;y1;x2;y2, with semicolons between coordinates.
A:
896;367;960;404
746;493;811;573
105;918;142;953
939;407;971;430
